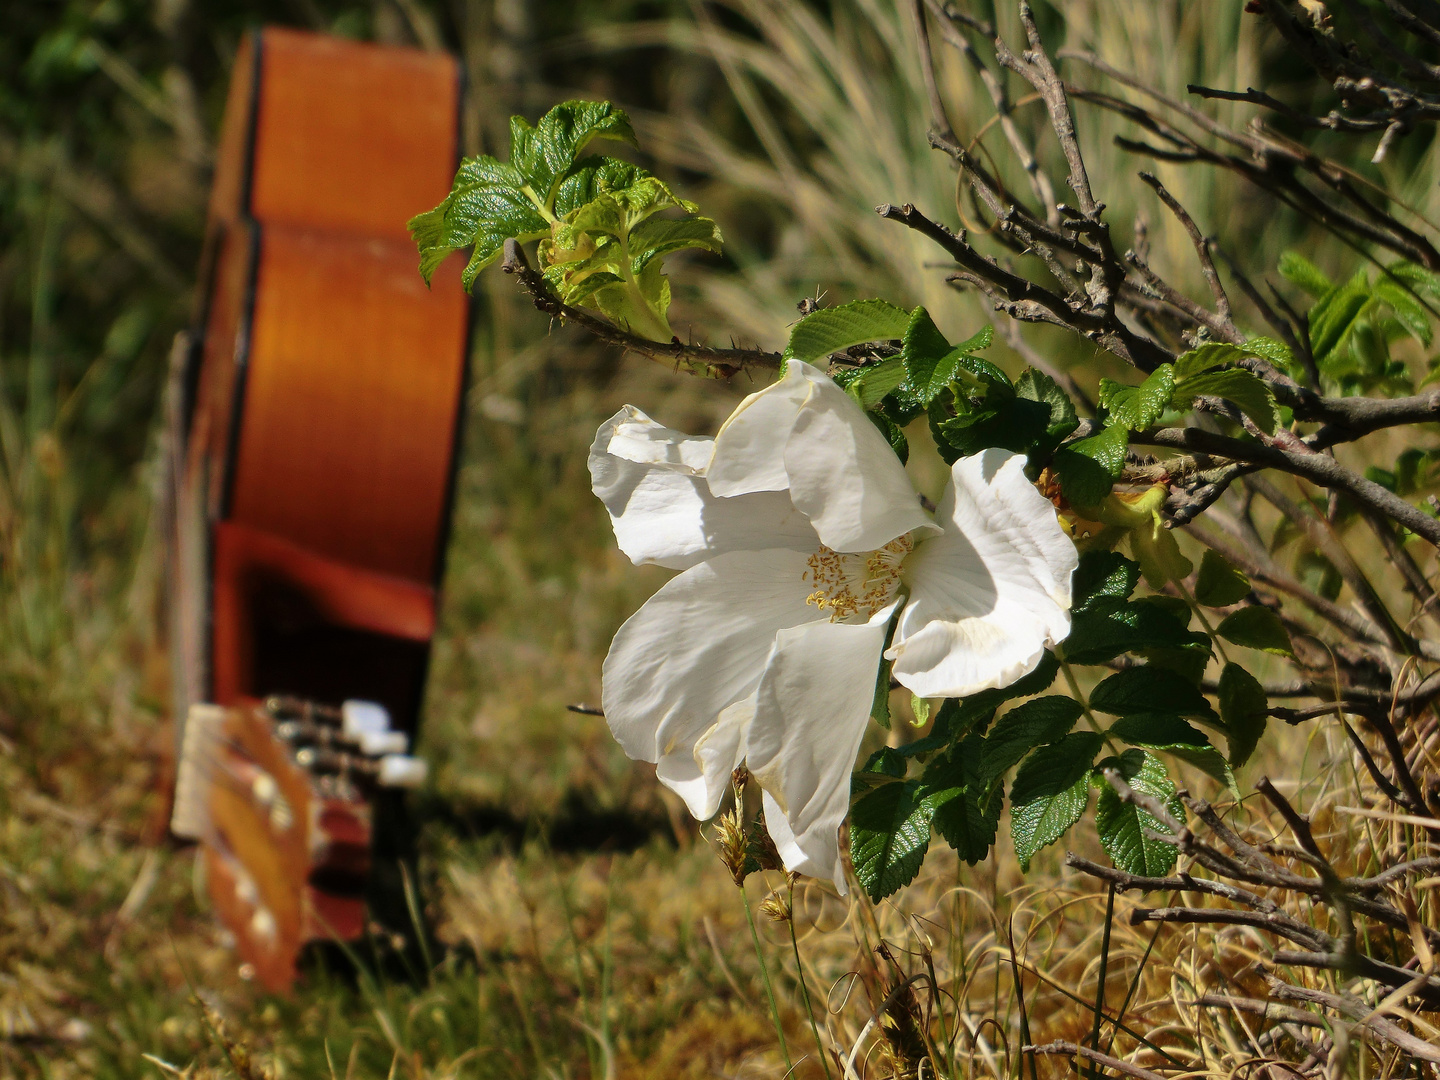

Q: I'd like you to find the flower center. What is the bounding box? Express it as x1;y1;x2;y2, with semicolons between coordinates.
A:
803;536;914;623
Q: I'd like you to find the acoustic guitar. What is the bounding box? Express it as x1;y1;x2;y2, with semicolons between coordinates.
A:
165;26;468;992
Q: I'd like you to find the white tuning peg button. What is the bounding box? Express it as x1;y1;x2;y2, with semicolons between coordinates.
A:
357;730;408;756
342;700;391;738
377;755;428;789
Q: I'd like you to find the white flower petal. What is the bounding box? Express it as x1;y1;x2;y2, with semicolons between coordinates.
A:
781;363;937;552
747;605;895;894
707;363;812;497
603;405;715;472
888;448;1077;698
600;548;824;819
590;406;817;570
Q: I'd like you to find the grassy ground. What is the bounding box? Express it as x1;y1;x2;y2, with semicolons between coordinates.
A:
4;2;1437;1076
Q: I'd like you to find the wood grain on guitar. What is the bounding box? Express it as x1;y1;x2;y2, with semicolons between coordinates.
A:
166;26;467;992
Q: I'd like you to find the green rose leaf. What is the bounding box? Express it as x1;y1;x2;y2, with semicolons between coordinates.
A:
508;100;636;206
1108;714;1237;794
411;100;640;288
1373;276;1433;347
1278;251;1334;298
1089;666;1218;722
1216;606;1294;656
1014;368;1080;459
1010;731;1104;871
1099;364;1175;430
1072;551;1141;614
901;308;1004;407
1243;336;1296;372
1387;260;1440;299
1194;549;1251;607
846;356;908;409
409;157;550;286
930;397;1053;461
1309;268;1371;366
1218;662;1269;768
849;779;935;901
977;695;1085;785
1053;423;1129;509
783;299;913;363
1173;343;1246;380
1061;596;1212;666
920;731;1001;864
939;651;1061;741
1094;750;1183;877
1171;367;1280;435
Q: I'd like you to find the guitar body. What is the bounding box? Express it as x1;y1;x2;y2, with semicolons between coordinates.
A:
167;27;467;991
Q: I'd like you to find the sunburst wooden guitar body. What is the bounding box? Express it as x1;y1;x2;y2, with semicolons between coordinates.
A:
166;27;467;992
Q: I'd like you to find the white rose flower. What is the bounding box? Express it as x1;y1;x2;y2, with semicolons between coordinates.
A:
589;360;1077;891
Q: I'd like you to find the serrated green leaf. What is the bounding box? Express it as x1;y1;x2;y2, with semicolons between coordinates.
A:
1060;596;1213;666
848;356;907;409
1171;367;1280;435
1108;714;1237;794
1015;367;1080;456
1010;731;1103;871
871;654;894;730
1216;606;1294;656
1094;750;1182;876
920;731;1000;864
628;215;724;273
1278;251;1334;298
509;100;636;206
1194;549;1251;607
1387;260;1440;299
978;696;1084;784
858;746;909;780
930;397;1052;460
1173;343;1246;380
1137;644;1210;687
849;780;935;901
1099;365;1175;430
1072;551;1141;614
1090;666;1218;721
552;156;651;219
784;299;912;363
1053;424;1129;509
1243;337;1296;372
1137;594;1192;627
1218;662;1268;768
1373;276;1433;347
870;410;910;463
1310;268;1371;365
408;156;549;285
926;651;1062;749
901;309;1004;406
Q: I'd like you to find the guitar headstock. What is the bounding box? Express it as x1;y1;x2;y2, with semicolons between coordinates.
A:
172;696;427;991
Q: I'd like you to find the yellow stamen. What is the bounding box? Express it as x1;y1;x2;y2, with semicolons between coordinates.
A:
802;536;913;622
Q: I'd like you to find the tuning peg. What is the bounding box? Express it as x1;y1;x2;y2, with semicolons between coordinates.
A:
341;699;391;738
356;729;408;756
376;755;428;789
171;703;228;841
